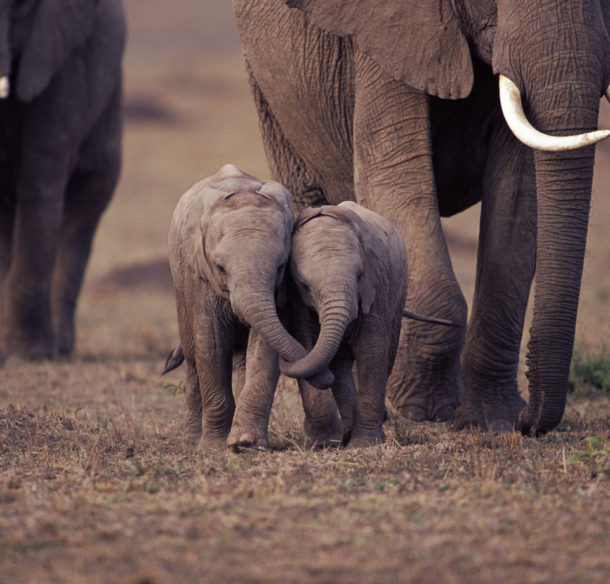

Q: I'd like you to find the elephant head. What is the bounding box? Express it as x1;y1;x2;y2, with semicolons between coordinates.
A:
0;0;99;101
280;204;381;380
171;164;333;387
286;0;610;434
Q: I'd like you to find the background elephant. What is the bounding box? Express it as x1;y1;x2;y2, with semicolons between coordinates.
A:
166;164;338;449
233;0;610;435
0;0;125;363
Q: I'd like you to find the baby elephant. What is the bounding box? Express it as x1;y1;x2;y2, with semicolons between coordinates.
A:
166;164;325;450
282;202;458;447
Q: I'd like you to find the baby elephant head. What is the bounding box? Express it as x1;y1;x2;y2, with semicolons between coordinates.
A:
282;204;381;380
198;170;294;330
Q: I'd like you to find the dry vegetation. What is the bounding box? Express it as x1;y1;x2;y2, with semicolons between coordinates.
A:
1;1;609;582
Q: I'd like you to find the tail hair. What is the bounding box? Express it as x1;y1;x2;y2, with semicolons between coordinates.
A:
162;343;185;375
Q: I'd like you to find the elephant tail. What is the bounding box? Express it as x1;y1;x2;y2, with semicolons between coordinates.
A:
162;343;185;375
402;310;463;328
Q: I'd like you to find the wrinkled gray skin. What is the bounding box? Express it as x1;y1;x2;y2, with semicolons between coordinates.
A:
233;0;610;435
282;202;408;447
167;165;338;449
0;0;125;363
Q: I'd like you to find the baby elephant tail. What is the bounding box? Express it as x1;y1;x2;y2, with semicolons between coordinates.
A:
402;310;463;328
162;343;185;375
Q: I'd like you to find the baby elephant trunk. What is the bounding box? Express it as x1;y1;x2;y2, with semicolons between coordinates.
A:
281;300;354;382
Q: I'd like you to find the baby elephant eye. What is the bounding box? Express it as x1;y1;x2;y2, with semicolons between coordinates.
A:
215;263;226;274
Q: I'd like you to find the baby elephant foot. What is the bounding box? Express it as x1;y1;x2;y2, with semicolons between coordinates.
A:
347;429;385;449
303;415;343;448
227;422;270;450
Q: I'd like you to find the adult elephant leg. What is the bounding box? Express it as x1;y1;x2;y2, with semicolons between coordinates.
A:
4;142;74;360
0;173;15;363
227;330;280;449
455;123;535;431
353;52;467;422
52;91;122;355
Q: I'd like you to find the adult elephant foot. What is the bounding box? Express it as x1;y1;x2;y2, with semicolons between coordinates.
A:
452;374;526;432
4;330;55;362
53;311;76;357
387;337;463;423
227;422;270;450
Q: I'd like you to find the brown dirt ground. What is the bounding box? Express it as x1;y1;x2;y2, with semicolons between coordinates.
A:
1;2;609;583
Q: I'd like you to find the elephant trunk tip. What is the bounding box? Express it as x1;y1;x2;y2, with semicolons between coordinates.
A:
280;357;335;389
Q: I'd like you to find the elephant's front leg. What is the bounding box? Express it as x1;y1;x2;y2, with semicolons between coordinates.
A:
51;90;121;356
328;344;358;445
3;141;74;360
455;124;534;431
348;319;391;448
290;296;342;446
227;330;279;450
193;320;236;450
353;52;467;422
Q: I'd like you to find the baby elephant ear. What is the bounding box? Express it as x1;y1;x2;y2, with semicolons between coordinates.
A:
286;0;473;99
16;0;98;102
258;181;295;220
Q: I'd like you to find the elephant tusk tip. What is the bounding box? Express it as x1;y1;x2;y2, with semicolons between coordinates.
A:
0;76;9;99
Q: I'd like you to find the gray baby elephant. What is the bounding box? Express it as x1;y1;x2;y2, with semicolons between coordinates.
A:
282;202;458;447
165;164;332;450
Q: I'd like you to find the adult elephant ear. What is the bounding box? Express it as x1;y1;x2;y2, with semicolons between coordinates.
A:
285;0;473;99
16;0;97;102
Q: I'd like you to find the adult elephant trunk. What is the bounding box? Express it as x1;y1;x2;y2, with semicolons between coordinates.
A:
281;290;356;380
521;146;596;435
501;76;602;435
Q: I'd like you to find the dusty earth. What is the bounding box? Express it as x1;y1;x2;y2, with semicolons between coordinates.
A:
0;1;609;583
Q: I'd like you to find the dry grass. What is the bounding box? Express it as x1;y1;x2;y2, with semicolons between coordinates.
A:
1;365;609;583
1;2;609;582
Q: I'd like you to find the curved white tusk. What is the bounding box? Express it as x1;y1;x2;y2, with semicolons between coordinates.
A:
0;76;9;99
499;74;610;151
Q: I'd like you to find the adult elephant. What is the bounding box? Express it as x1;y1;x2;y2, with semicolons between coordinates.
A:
233;0;610;435
0;0;125;362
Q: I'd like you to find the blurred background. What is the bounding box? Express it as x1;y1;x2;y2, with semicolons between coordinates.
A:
79;0;609;363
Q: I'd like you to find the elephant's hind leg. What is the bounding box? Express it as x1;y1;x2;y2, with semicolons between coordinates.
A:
353;52;468;422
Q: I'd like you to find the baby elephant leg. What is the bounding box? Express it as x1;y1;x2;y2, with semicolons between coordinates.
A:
329;345;358;445
298;379;343;447
227;330;279;449
348;327;391;448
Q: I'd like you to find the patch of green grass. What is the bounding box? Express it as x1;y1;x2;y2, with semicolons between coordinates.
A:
568;436;610;479
569;346;610;395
